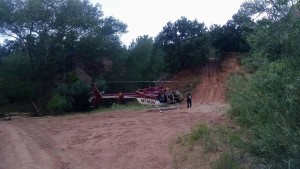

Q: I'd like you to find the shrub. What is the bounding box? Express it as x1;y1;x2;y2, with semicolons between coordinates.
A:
46;95;71;115
55;79;90;112
227;59;300;168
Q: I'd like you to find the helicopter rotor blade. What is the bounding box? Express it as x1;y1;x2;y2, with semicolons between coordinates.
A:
104;80;198;83
105;81;157;83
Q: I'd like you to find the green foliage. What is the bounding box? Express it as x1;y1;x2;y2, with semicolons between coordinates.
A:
229;0;300;165
0;45;9;58
171;124;245;169
212;152;239;169
46;94;71;115
126;36;154;85
228;133;244;148
55;79;90;112
76;16;127;81
242;0;300;62
0;93;7;106
228;60;300;167
122;35;164;91
156;17;209;73
1;80;37;101
240;0;296;21
174;124;210;151
240;53;269;73
0;0;127;110
0;53;37;101
89;101;152;113
65;72;79;84
128;36;160;80
228;1;300;166
93;78;108;92
190;124;209;143
210;11;254;53
247;19;284;61
109;101;152;111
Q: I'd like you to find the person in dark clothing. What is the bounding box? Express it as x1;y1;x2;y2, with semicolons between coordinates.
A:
187;92;192;108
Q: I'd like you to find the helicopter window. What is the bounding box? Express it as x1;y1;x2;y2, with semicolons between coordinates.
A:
170;93;174;102
159;94;164;103
173;92;178;101
163;94;167;103
165;93;174;103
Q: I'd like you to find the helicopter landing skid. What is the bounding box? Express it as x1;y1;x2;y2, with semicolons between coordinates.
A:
156;106;163;113
153;105;178;113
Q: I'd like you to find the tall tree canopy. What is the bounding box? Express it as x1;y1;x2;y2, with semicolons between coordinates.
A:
210;12;254;53
121;35;164;91
241;0;300;62
155;17;209;73
0;0;127;109
240;0;298;21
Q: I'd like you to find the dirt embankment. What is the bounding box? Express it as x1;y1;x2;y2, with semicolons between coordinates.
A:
0;54;241;169
193;53;241;104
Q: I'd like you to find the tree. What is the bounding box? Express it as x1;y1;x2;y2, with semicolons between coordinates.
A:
120;35;164;91
0;0;127;109
240;0;298;21
0;53;37;102
228;0;300;167
155;17;209;73
241;0;300;62
209;11;254;53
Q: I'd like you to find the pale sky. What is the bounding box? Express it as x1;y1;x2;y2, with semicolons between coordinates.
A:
91;0;246;46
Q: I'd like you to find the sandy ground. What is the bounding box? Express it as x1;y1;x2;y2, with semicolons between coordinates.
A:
0;54;241;169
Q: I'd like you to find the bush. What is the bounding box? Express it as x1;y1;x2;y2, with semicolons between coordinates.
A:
55;79;90;112
227;59;300;168
46;95;71;115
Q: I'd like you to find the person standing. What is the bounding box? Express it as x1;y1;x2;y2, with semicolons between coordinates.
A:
187;92;192;108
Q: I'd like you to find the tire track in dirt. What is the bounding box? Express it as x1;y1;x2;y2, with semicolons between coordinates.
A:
0;119;89;169
0;122;57;169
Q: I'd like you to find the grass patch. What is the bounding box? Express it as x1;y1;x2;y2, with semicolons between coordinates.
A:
27;100;153;117
173;124;209;151
91;100;153;113
170;123;250;169
212;152;239;169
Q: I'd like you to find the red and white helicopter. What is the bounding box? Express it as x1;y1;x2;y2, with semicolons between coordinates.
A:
89;82;184;110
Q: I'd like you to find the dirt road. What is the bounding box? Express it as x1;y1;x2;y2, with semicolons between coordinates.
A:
0;104;226;169
0;54;240;169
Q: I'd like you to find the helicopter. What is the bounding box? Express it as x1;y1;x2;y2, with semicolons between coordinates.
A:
89;82;185;110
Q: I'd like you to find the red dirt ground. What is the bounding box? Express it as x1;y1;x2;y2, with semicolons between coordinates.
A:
0;54;241;169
